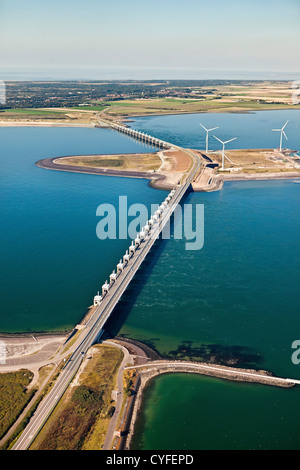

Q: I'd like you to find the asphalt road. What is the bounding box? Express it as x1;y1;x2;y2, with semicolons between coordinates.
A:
101;341;132;450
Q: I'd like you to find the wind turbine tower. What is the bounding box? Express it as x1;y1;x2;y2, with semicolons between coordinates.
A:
214;135;237;170
272;120;289;152
200;123;219;153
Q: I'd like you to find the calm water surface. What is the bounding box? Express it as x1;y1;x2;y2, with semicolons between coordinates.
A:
131;373;300;450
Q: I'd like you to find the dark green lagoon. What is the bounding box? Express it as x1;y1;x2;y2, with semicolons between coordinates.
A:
131;373;300;450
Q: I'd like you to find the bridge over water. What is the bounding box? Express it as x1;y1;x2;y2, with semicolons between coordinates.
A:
110;121;172;149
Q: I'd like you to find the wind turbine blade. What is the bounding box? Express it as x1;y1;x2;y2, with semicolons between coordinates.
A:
224;137;237;144
200;123;208;131
283;131;288;140
213;135;223;144
282;120;289;130
272;129;281;132
208;127;219;132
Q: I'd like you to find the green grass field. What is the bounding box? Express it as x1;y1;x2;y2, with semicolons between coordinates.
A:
0;107;97;123
1;108;67;115
1;81;299;124
101;97;300;117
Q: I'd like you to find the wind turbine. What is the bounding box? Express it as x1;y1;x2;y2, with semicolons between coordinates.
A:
200;123;219;153
213;135;237;170
272;120;289;151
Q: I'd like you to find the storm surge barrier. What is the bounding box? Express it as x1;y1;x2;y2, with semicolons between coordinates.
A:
12;120;201;450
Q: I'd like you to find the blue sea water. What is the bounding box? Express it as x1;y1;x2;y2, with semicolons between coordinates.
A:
1;110;300;449
0;127;164;332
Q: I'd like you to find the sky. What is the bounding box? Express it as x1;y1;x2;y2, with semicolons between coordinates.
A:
0;0;299;80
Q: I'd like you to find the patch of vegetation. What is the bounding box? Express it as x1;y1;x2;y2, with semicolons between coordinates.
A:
82;157;124;168
1;360;68;450
70;105;107;112
57;153;161;172
35;385;104;450
1;108;66;115
0;109;71;121
123;370;136;397
72;384;103;409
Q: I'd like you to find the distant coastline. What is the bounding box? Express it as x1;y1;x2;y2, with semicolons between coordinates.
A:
1;105;300;129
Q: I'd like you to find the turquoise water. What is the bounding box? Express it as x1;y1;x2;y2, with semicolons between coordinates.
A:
1;110;300;449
